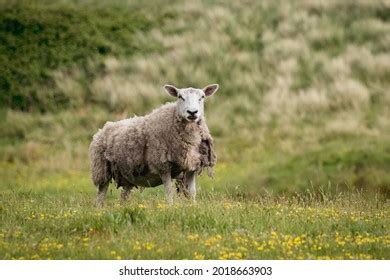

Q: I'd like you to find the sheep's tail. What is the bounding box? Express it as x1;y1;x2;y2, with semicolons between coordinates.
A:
89;130;111;188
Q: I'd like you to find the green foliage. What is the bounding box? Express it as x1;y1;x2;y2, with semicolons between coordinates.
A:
0;1;163;111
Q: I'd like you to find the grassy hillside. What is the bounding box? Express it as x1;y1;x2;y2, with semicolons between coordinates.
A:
0;0;173;111
0;0;389;259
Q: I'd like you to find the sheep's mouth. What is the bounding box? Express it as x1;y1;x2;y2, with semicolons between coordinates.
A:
186;115;198;121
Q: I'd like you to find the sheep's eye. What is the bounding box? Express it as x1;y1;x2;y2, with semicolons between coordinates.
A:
199;96;205;101
178;95;185;101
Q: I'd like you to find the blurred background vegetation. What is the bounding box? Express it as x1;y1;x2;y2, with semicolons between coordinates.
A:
1;0;389;199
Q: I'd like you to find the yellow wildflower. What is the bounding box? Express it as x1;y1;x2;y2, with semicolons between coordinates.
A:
193;252;204;260
187;234;199;241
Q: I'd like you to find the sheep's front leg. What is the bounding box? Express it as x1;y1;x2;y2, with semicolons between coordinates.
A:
185;171;197;202
161;173;174;205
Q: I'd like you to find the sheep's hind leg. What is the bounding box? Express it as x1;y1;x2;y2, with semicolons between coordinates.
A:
185;171;197;202
120;186;133;204
161;173;174;205
96;183;109;207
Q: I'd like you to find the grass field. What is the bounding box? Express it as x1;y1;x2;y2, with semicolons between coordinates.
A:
0;185;389;260
1;0;389;259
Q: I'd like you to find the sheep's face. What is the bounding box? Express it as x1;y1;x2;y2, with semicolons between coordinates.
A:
164;84;219;123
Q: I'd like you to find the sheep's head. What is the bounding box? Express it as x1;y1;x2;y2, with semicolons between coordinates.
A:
164;84;219;123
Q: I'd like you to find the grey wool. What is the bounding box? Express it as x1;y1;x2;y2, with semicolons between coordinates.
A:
89;84;218;206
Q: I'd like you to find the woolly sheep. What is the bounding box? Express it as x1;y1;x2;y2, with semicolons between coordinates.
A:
89;84;219;206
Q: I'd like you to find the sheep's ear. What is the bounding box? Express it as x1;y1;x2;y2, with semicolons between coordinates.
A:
164;85;179;97
203;84;219;97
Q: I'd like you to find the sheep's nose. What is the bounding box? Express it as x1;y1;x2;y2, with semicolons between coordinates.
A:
187;109;198;116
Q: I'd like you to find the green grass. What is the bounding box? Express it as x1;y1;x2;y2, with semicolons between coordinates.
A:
0;161;389;259
1;0;389;259
0;179;389;260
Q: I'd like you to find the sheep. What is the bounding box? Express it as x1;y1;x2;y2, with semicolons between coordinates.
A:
89;84;218;206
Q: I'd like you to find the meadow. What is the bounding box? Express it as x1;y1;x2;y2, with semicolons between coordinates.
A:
0;0;389;259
